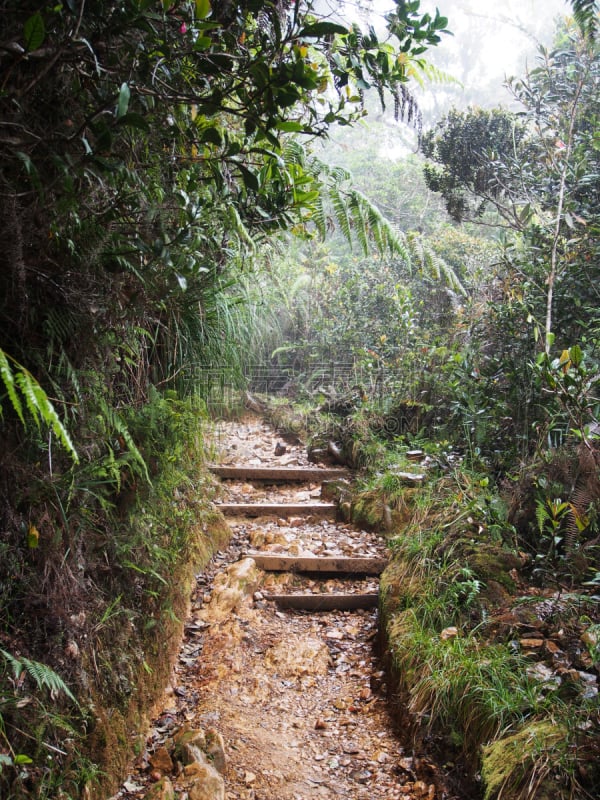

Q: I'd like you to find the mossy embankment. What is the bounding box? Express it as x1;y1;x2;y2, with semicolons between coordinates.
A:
372;470;600;800
0;395;230;799
85;502;230;800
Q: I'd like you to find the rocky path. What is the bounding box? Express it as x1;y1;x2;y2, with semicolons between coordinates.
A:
114;416;445;800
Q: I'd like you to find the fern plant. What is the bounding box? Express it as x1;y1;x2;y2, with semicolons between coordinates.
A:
0;648;78;779
0;649;76;704
0;347;78;461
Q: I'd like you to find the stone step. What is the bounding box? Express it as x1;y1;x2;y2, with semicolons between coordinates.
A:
247;554;386;575
217;502;337;518
266;592;379;611
209;466;348;482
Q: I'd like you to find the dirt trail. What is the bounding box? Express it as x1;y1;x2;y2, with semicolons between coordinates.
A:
114;416;448;800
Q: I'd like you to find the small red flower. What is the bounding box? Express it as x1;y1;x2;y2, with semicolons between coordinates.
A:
179;22;187;34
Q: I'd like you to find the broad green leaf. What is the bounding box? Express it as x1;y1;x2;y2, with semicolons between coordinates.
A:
276;121;305;132
569;344;584;367
194;36;212;50
13;755;34;766
236;163;259;192
117;83;131;119
195;0;211;19
198;126;223;146
24;13;45;52
298;22;348;38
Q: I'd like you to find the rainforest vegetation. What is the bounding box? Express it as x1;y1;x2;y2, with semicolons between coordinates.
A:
0;1;599;799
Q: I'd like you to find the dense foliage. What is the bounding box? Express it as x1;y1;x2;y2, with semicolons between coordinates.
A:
1;0;599;798
0;1;454;796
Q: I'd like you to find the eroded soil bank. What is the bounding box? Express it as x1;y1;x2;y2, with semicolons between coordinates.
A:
111;417;454;800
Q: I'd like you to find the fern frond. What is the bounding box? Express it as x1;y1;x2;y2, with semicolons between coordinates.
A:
407;233;467;296
413;59;462;87
0;347;25;425
283;139;305;166
97;398;150;484
348;191;370;255
15;370;41;429
329;186;353;245
1;347;78;461
330;166;352;184
0;649;77;704
312;194;327;239
31;380;79;457
536;499;549;535
349;189;412;260
572;0;599;38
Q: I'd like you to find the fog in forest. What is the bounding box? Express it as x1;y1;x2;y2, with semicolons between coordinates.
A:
321;0;572;161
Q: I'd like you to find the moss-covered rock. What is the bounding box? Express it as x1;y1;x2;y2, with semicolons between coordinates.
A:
481;721;565;800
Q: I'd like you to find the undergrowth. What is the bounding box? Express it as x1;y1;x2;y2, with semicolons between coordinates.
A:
0;390;229;799
377;466;600;800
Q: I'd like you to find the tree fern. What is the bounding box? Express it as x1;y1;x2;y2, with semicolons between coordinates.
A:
0;348;78;461
407;232;467;296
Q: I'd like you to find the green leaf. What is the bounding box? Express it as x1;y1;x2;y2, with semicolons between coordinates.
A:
195;0;211;19
276;121;305;132
116;83;131;119
236;163;259;192
198;126;223;146
0;348;78;461
13;755;34;766
23;12;45;52
194;36;212;50
569;344;584;367
298;22;348;38
117;112;150;131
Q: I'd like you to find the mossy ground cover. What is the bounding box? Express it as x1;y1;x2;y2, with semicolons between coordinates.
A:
377;467;600;800
0;395;230;799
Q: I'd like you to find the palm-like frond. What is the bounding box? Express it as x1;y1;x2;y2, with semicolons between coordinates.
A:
329;185;353;244
571;0;599;38
407;232;467;296
411;60;461;88
0;348;79;461
312;194;327;239
348;189;411;261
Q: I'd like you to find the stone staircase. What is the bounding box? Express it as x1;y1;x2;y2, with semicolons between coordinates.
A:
211;463;386;611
